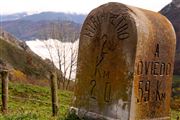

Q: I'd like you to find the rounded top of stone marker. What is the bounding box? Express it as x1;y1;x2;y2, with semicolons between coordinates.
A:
80;2;176;43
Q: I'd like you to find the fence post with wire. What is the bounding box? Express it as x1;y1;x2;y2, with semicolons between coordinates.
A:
0;69;9;114
50;72;59;116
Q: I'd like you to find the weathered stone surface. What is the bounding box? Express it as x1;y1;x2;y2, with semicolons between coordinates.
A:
72;2;176;120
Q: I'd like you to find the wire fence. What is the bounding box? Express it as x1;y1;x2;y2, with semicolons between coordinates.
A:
0;93;53;106
0;93;52;105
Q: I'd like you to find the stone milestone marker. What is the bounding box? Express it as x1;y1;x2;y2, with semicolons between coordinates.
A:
72;2;176;120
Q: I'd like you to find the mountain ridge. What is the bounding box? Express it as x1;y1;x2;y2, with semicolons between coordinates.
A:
1;20;81;41
0;12;86;24
0;12;28;22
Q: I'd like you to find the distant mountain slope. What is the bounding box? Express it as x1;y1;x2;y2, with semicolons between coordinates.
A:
160;0;180;74
0;29;55;80
0;12;84;41
1;20;81;41
0;12;28;21
21;12;86;24
0;12;86;24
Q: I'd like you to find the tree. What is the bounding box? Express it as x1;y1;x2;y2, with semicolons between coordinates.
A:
66;35;78;90
42;21;79;90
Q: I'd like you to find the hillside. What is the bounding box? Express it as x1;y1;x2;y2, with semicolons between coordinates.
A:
0;29;55;81
159;0;180;75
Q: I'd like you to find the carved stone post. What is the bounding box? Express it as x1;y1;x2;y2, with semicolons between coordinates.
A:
71;2;176;120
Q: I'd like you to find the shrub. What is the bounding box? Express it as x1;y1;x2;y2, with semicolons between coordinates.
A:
12;69;27;81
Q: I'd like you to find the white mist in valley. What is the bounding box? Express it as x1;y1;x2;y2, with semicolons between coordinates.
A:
26;39;79;80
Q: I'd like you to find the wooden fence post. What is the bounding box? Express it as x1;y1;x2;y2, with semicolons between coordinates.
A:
50;72;59;116
1;70;9;114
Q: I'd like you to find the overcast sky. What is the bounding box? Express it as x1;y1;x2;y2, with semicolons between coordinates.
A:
0;0;171;15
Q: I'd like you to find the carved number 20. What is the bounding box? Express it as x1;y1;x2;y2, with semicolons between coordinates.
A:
90;80;111;102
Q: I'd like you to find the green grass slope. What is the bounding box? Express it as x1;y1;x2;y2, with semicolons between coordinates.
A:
0;82;73;120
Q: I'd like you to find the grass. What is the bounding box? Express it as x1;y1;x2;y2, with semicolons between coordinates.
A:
171;109;180;120
0;82;73;120
171;75;180;120
173;75;180;83
0;79;179;120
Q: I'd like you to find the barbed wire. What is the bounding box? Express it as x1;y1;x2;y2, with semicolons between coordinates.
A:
0;93;52;105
